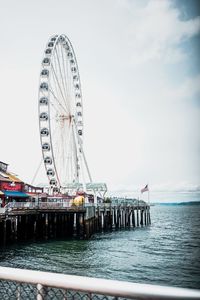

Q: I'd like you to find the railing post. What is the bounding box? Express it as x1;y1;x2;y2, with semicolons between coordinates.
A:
37;283;46;300
16;284;21;300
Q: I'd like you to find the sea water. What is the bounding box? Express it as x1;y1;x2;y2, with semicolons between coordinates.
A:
0;194;200;289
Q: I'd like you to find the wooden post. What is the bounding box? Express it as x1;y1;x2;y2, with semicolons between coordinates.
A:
53;213;56;238
140;209;144;226
128;208;131;228
144;207;147;226
102;211;104;229
119;208;122;228
124;209;127;227
34;215;37;239
132;209;135;228
116;209;119;229
14;216;18;241
122;209;124;227
48;213;52;238
45;213;48;240
113;208;116;229
112;208;115;229
136;207;139;227
3;219;7;246
148;207;151;224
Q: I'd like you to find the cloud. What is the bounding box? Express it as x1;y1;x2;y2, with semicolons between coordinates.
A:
172;74;200;100
151;73;200;106
124;0;200;64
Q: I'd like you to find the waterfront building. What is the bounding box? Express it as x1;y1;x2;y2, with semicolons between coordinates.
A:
0;161;46;207
23;183;44;203
0;161;29;206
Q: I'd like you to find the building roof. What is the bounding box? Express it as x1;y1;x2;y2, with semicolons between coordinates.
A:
6;172;23;183
0;170;9;178
0;171;23;183
0;161;8;165
0;177;11;182
0;161;23;183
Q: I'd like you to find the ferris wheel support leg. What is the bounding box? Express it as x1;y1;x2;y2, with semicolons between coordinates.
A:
81;148;93;183
73;120;93;183
71;124;79;183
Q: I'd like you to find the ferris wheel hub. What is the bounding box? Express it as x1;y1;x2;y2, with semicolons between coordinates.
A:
56;114;72;122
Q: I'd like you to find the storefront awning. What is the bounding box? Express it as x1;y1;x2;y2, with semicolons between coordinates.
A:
3;191;29;198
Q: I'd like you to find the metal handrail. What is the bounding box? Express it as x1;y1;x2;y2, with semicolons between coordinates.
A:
4;201;72;210
3;202;149;212
0;267;200;299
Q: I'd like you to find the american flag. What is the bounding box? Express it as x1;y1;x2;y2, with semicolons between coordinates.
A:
141;184;149;193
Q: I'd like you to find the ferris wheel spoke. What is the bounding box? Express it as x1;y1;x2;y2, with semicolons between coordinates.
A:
71;126;79;181
58;44;74;116
64;53;73;106
58;43;69;100
50;68;63;112
59;44;73;113
54;143;62;179
50;63;70;113
51;54;69;113
66;124;75;183
51;125;61;141
73;119;92;182
54;47;70;107
63;123;72;170
51;55;61;101
49;87;68;115
53;122;72;182
49;99;63;116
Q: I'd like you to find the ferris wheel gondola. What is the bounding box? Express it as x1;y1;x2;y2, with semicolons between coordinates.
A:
38;34;92;192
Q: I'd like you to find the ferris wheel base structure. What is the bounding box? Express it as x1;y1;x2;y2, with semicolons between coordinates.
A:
61;182;107;201
38;34;107;201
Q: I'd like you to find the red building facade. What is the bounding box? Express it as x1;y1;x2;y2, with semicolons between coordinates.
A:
0;161;27;206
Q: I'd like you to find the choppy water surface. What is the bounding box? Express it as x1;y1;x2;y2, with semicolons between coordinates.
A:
0;204;200;289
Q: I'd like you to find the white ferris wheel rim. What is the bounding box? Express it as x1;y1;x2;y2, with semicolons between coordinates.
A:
38;34;84;189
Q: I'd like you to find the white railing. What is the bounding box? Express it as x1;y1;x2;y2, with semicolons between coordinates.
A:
3;201;149;213
4;202;73;210
4;202;96;211
0;267;199;299
38;202;71;209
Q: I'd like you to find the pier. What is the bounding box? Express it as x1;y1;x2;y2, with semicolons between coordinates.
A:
0;201;150;246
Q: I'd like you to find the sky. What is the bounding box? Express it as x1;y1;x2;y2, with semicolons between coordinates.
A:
0;0;200;196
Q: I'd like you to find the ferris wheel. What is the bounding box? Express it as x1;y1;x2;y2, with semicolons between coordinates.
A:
38;34;92;192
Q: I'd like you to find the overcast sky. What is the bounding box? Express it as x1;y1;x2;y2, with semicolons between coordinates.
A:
0;0;200;194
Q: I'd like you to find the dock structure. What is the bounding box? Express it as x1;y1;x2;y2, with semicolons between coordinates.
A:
0;201;150;246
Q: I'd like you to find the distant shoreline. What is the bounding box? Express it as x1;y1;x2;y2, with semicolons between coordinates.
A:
152;201;200;206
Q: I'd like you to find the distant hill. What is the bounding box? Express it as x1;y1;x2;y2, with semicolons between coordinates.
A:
177;201;200;206
153;201;200;206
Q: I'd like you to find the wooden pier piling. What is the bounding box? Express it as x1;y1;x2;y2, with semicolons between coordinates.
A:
0;203;150;246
